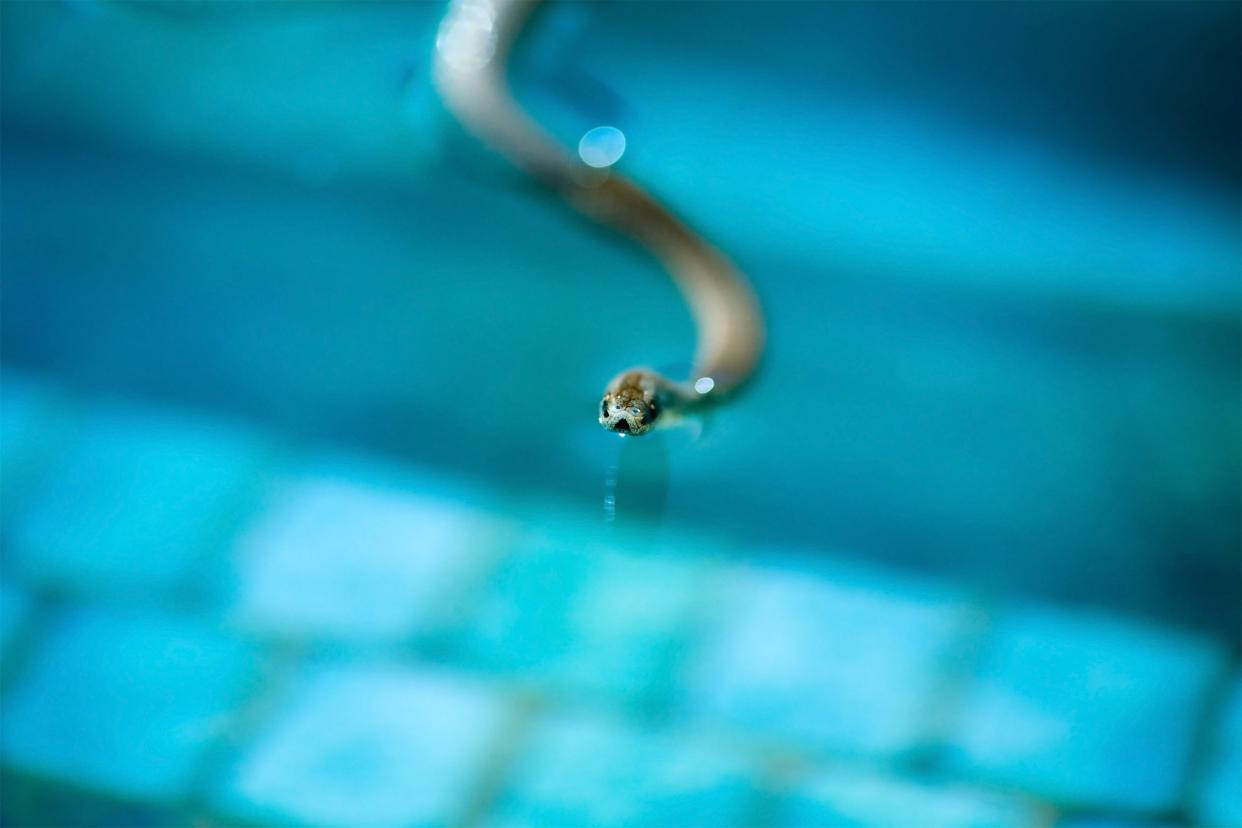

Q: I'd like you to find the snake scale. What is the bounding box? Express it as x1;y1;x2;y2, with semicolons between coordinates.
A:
434;0;764;436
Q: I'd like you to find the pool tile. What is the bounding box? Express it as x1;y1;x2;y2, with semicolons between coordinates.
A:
7;402;269;595
231;466;503;641
0;770;181;828
1057;820;1185;828
943;604;1226;812
488;711;757;828
679;559;967;756
215;662;505;827
1194;675;1242;828
454;524;708;705
1;606;262;801
1;369;53;453
0;582;32;660
777;765;1044;828
0;369;61;513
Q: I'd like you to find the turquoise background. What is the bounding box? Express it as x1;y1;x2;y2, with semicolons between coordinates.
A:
1;2;1239;826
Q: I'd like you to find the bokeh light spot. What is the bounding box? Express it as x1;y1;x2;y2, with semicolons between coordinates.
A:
578;126;626;169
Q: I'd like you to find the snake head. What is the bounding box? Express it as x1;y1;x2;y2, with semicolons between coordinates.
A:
599;388;659;435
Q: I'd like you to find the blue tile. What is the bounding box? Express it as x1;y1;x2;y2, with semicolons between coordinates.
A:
455;524;707;705
215;661;505;827
290;450;498;512
943;605;1226;812
1;772;180;828
0;369;61;514
1;606;262;801
1195;676;1242;828
0;369;54;463
1057;820;1185;828
231;464;503;641
679;559;967;756
0;583;31;659
8;402;268;594
488;711;757;828
778;766;1044;828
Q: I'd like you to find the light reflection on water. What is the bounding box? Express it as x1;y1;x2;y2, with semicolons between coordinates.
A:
435;0;498;73
578;125;627;169
602;432;670;533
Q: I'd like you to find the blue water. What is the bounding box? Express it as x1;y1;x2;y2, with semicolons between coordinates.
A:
1;2;1239;826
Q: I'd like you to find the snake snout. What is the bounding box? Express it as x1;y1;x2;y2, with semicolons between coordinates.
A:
599;391;657;436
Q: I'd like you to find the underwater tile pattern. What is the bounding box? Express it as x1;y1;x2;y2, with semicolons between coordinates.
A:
0;582;31;661
7;403;268;596
1;605;261;802
681;561;966;756
0;371;1238;828
943;606;1227;811
0;370;61;518
776;766;1045;828
231;471;499;642
215;662;505;827
453;525;707;706
1195;676;1242;828
0;371;52;463
487;711;757;828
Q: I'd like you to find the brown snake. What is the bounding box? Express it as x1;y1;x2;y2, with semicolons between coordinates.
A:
433;0;764;436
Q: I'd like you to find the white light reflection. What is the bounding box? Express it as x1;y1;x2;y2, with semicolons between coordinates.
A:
603;464;618;522
578;126;626;169
435;0;497;72
694;377;715;394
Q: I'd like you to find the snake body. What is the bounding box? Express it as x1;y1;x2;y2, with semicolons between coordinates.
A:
434;0;763;435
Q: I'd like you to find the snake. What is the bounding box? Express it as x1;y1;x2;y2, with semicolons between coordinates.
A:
433;0;764;436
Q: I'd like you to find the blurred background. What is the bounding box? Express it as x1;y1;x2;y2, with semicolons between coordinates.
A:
1;1;1239;826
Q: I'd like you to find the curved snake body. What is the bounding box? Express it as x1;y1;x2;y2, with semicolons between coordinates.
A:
434;0;763;435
